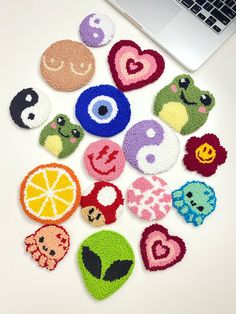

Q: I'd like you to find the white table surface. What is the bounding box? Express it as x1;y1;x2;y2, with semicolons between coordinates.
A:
1;0;236;313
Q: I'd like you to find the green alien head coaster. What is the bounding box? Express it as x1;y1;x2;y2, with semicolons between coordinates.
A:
39;114;84;158
154;74;215;135
78;230;135;300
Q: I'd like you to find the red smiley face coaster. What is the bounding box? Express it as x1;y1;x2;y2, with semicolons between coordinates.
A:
83;139;126;181
140;224;186;271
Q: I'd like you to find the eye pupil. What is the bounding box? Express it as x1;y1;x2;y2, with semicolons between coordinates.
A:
49;250;55;256
72;129;80;138
200;94;211;106
39;236;44;243
57;117;66;126
89;208;94;215
178;77;190;89
197;206;204;212
186;191;193;198
98;105;108;116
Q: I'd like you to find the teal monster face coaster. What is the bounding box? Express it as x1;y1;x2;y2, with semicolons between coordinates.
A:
154;74;215;135
172;181;217;227
78;230;135;300
39;114;84;158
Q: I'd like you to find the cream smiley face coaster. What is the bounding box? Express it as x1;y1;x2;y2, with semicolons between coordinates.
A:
40;39;95;92
78;230;135;300
140;224;186;271
80;181;124;227
9;87;51;129
154;74;215;135
123;119;179;174
39;114;84;158
24;224;70;271
127;176;172;221
108;40;165;91
84;139;125;181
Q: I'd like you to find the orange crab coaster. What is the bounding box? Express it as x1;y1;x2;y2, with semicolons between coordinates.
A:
20;163;81;224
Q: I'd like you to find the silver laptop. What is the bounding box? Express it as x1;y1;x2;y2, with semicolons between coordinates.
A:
106;0;236;71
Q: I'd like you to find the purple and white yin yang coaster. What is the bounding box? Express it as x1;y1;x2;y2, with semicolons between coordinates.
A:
123;119;180;174
79;13;115;47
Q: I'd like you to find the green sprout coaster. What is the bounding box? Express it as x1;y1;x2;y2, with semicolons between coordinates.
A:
78;230;135;300
154;74;215;135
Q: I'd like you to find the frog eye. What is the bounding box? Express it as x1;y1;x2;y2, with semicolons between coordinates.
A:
200;94;212;106
57;116;66;126
178;78;190;90
71;129;80;138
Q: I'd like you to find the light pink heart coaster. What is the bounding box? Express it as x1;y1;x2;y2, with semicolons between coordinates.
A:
140;224;186;271
108;40;165;91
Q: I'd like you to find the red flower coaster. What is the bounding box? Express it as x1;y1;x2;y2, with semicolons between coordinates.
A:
183;133;227;177
140;224;186;271
108;40;165;91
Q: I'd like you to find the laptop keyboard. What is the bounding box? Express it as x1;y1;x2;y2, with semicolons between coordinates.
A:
176;0;236;33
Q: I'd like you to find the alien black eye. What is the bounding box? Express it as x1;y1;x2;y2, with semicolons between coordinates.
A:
200;94;211;106
71;129;80;138
57;116;66;126
49;250;55;256
89;208;94;215
186;191;193;198
39;236;44;243
197;206;204;212
178;78;190;90
96;213;101;220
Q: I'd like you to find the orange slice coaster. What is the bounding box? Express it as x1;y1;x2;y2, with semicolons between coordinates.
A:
20;163;81;224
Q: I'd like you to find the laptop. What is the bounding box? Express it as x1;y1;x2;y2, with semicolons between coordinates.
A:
106;0;236;71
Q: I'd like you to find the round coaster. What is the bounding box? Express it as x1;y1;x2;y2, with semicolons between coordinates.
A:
79;13;115;47
172;181;217;227
123;119;179;174
84;139;125;181
80;181;124;227
40;39;95;92
127;176;172;221
9;87;51;129
39;114;84;158
75;84;131;137
24;224;70;271
20;163;81;224
78;230;135;300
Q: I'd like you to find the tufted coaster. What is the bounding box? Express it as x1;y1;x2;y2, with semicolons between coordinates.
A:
79;13;115;47
172;181;217;227
10;87;51;129
25;224;70;271
154;74;215;135
183;133;227;177
40;39;95;92
140;224;186;271
39;114;84;158
123;119;179;174
78;230;135;300
108;40;165;91
75;84;131;137
127;176;172;221
80;181;124;227
20;163;81;224
84;139;125;181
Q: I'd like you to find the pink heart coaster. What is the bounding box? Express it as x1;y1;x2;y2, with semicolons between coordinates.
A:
140;224;186;271
108;40;165;91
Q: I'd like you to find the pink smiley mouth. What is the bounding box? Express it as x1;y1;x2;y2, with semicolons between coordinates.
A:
87;154;116;175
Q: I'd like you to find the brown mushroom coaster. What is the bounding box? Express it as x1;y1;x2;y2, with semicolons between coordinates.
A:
80;181;124;227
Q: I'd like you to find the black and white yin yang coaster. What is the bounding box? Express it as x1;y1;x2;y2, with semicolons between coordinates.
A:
9;87;51;129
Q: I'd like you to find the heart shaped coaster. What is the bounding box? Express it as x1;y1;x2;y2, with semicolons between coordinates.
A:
78;230;135;300
108;40;165;91
140;224;186;271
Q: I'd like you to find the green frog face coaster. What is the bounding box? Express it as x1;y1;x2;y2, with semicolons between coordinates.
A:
154;74;215;135
39;114;84;158
78;230;135;300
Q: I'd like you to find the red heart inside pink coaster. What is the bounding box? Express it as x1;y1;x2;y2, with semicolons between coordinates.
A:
140;224;186;271
108;40;165;91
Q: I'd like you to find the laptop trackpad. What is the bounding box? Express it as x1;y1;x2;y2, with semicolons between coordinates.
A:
117;0;180;34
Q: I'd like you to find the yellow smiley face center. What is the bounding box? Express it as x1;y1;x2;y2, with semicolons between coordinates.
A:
195;143;216;164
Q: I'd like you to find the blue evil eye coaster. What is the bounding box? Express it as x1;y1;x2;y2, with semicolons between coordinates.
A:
75;84;131;137
172;181;217;227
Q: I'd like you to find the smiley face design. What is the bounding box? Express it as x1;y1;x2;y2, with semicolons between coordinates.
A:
40;40;95;92
123;119;179;174
75;84;131;137
84;140;125;181
39;114;84;158
195;143;216;164
80;182;124;227
9;87;51;129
